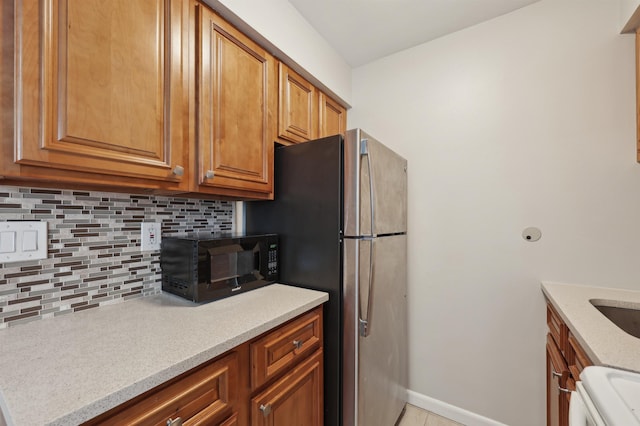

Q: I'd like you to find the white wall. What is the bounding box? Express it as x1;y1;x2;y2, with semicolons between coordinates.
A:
621;0;640;29
208;0;352;104
349;1;640;424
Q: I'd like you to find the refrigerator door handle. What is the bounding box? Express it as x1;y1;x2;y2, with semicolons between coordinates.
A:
359;237;375;337
360;138;376;237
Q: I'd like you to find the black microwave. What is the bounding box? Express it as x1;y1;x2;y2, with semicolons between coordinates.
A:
160;233;278;303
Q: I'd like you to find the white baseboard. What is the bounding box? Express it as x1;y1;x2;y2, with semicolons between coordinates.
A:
406;390;507;426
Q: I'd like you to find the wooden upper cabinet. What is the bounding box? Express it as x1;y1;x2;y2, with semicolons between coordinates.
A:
13;0;189;189
318;91;347;138
196;3;276;199
277;63;347;144
7;0;343;197
278;63;317;144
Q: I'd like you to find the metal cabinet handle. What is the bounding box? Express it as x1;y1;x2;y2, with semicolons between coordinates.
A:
172;165;184;177
292;340;303;349
551;367;571;393
166;417;183;426
205;170;215;179
558;385;571;394
259;404;272;417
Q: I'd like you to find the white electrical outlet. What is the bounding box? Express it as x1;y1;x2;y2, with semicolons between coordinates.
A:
141;222;162;251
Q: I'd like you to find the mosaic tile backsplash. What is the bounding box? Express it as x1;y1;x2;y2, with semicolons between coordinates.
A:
0;186;234;328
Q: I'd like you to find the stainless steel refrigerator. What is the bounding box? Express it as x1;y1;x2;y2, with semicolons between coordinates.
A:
245;128;408;426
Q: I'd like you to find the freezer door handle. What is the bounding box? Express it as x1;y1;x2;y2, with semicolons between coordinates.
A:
360;138;376;237
359;237;376;337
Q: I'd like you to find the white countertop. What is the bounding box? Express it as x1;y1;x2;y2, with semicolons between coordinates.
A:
0;284;328;426
541;281;640;373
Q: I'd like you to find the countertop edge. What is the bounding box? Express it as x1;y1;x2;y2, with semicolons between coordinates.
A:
0;284;328;426
541;281;640;373
541;282;602;364
58;295;328;426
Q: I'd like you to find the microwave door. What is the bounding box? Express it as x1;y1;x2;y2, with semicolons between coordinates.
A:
209;246;241;289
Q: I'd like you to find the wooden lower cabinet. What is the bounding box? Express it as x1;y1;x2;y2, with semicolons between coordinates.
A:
185;409;238;426
250;307;322;390
85;352;238;426
545;302;593;426
84;306;323;426
567;332;592;380
251;349;323;426
546;334;570;426
218;413;239;426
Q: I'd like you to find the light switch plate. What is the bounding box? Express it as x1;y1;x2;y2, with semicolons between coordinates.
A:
0;231;16;253
0;221;47;263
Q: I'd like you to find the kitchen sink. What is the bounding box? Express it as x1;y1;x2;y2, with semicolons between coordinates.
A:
590;299;640;339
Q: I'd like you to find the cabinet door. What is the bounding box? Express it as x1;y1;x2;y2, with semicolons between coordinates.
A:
547;303;568;355
318;92;346;138
14;0;189;188
251;349;323;426
278;63;317;144
546;334;570;426
197;4;276;198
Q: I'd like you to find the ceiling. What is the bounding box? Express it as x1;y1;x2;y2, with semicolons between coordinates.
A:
288;0;541;67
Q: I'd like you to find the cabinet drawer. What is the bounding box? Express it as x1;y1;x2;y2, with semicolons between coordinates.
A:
185;411;238;426
87;352;238;426
250;306;323;390
220;413;239;426
567;332;593;379
547;303;568;354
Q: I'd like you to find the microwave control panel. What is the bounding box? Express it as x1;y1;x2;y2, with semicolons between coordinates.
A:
267;243;278;278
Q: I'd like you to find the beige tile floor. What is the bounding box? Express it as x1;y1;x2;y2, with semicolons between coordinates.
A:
397;404;464;426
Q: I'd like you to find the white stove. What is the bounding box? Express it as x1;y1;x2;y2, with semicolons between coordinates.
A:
569;366;640;426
